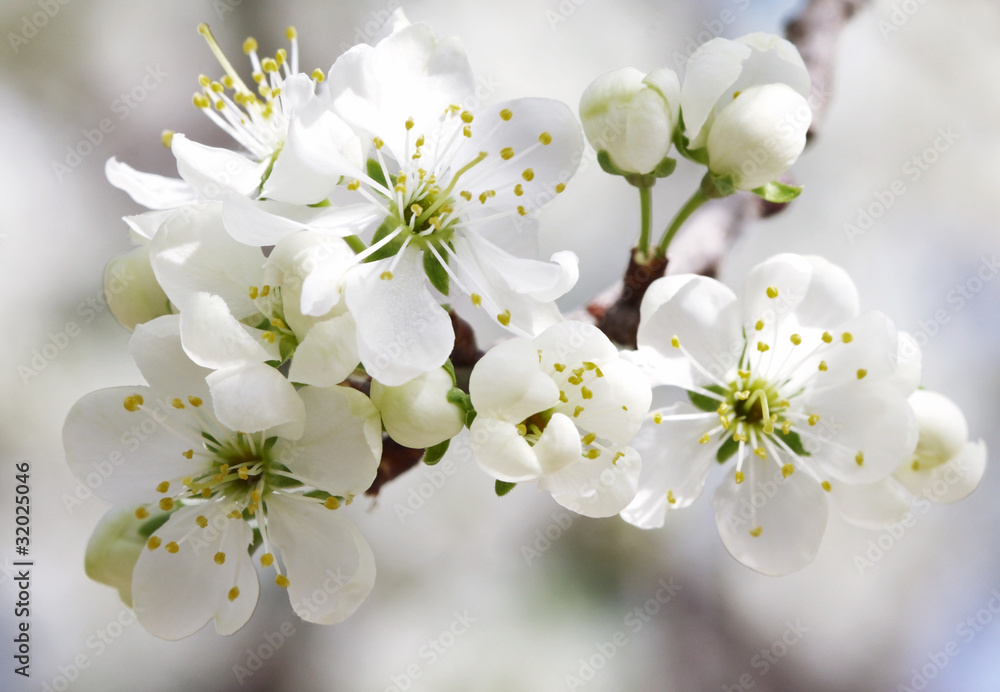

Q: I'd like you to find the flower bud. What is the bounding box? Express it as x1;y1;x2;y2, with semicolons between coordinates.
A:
105;245;171;331
370;367;465;449
84;506;158;607
705;83;810;190
908;390;969;470
579;67;680;175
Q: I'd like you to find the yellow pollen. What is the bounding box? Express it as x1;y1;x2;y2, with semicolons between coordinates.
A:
735;471;745;485
134;507;149;520
497;310;511;326
276;574;291;588
214;552;226;565
818;361;828;371
159;498;174;511
821;481;832;492
521;168;535;182
516;423;527;436
513;183;524;197
559;391;568;403
517;206;528;216
165;541;180;554
147;536;161;551
460;191;472;201
156;481;170;494
201;488;212;498
123;395;141;412
193;93;210;109
733;432;747;443
242;37;257;54
855;451;865;466
842;332;854;343
500;147;515;160
324;497;341;510
573;406;585;418
781;463;795;478
584;449;601;459
699;433;710;444
261;331;275;343
555;183;566;193
238;466;250;480
347;179;360;191
790;334;802;345
227;510;241;520
781;421;792;434
735;390;750;401
172;398;185;409
757;342;770;352
198;74;211;88
750;526;763;537
553;363;566;372
460;110;474;123
667;491;676;505
228;586;240;602
405;118;414;130
196;515;208;528
580;386;593;400
260;553;274;567
755;320;765;331
857;369;868;380
499;108;513;121
380;271;394;281
738;369;751;379
808;414;820;426
249;286;259;299
188;396;203;407
161;130;175;148
373;137;384;149
612;452;624;465
754;447;767;459
652;412;664;424
539;131;552;145
471;293;482;307
766;286;779;299
312;68;325;82
822;331;833;343
463;125;472;137
261;57;278;73
670;335;680;349
912;460;921;471
582;433;596;445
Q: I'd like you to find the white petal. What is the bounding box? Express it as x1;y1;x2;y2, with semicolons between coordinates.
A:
680;37;751;147
63;386;209;506
894;440;987;504
733;32;811;99
889;332;922;395
830;477;913;530
470;417;542;482
370;368;465;449
272;386;381;495
532;412;583;476
171;134;269;198
179;292;277;369
129;315;211;398
533;320;618;367
287;314;359;387
262;142;344;205
908;389;968;467
345;252;453;386
207;364;305;439
132;503;258;640
105;245;172;331
286;110;367;181
123;209;181;240
105;157;196;210
264;493;376;625
712;455;828;575
222;194;380;246
469;337;559;423
541;445;641;518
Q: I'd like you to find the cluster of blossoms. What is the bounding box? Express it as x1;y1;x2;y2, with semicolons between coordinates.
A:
65;12;985;640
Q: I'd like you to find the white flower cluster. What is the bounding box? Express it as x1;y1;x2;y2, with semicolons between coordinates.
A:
64;13;986;641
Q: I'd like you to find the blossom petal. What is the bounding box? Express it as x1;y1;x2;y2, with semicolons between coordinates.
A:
894;440;987;504
222;194;380;246
132;504;258;640
105;157;196;210
680;38;750;147
287;314;359;387
171;134;269;198
532;412;583;476
468;337;559;423
712;455;828;575
129;315;211;398
207;364;306;439
830;477;913;530
470;417;542;482
264;493;376;625
179;292;277;369
540;444;641;518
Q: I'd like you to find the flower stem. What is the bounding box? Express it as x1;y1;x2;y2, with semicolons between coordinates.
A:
637;185;653;260
344;235;367;254
655;188;709;258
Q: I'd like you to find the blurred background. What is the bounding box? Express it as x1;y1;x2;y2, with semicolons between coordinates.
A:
1;0;998;690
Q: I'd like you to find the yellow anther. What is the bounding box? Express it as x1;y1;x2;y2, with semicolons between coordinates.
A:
312;68;325;82
196;515;209;529
539;131;552;145
276;574;290;588
766;286;779;299
405;118;414;131
821;481;832;492
135;507;149;520
763;421;775;434
123;395;142;412
522;168;535;182
582;433;596;445
410;203;424;217
479;191;490;204
460;110;474;124
842;332;854;343
581;386;593;400
733;432;747;443
750;526;763;537
214;100;226;111
324;496;341;510
856;369;867;380
790;334;802;345
517;205;529;216
781;463;795;478
161;130;175;149
818;361;828;372
261;331;275;343
210;81;224;93
499;108;513;121
613;452;624;465
573;406;585;418
735;471;745;484
347;179;361;191
188;396;203;407
553;363;566;372
667;490;676;505
460;190;472;201
555;182;566;193
855;451;865;466
227;510;241;520
757;342;770;352
516;423;527;436
415;135;425;148
248;285;259;299
172;398;185;409
513;183;524;197
567;375;583;385
559;391;568;403
497;310;511;326
754;447;767;459
147;536;161;551
755;320;765;331
201;488;212;498
717;403;729;414
500;147;515;160
159;497;174;511
198;74;212;88
228;586;240;602
285;25;297;40
912;460;921;471
238;466;250;480
214;552;226;565
380;271;394;281
193;93;211;109
261;57;278;73
735;390;750;401
156;481;170;494
242;37;258;54
670;335;680;349
738;369;751;379
699;433;710;444
260;553;275;567
808;414;820;426
260;285;270;297
584;449;601;459
781;421;792;434
463;125;472;137
468;293;483;308
373;137;384;149
822;331;833;343
165;541;180;554
270;317;286;330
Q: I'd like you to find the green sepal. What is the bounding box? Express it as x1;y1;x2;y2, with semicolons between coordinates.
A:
495;480;517;497
277;333;298;363
424;245;450;295
777;428;810;456
597;149;630;177
751;181;803;204
423;439;450;466
701;172;736;198
138;512;173;538
716;436;739;463
688;384;726;413
672;114;709;166
651;156;677;178
365;217;406;263
441;359;457;386
446;387;477;428
366;158;388;191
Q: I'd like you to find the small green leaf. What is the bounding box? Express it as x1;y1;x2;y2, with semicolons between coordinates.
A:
365;217;406;263
778;428;810;456
716;436;739;463
689;384;726;412
446;388;477;428
751;181;803;204
495;480;517;497
652;156;677;178
441;359;457;386
423;247;450;295
366;158;388;190
423;439;450;466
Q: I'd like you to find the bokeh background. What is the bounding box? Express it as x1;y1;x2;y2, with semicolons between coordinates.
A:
2;0;999;690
